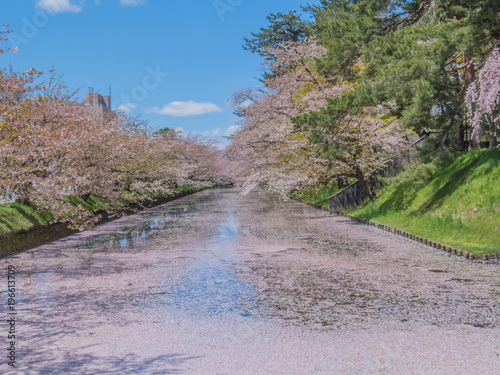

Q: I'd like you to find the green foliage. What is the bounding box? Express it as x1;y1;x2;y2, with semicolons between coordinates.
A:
310;0;395;80
151;127;181;139
243;11;312;57
348;148;500;254
0;186;196;239
175;184;194;192
0;202;55;237
290;183;339;207
67;193;142;217
299;0;500;151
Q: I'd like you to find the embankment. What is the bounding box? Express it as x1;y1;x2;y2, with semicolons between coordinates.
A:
0;188;203;258
347;148;500;255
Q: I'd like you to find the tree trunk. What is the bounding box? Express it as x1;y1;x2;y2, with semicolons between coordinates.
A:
490;121;498;148
355;167;374;201
462;51;477;150
123;177;132;191
15;185;32;206
17;196;31;206
336;176;348;190
463;51;475;82
457;124;466;151
470;125;486;149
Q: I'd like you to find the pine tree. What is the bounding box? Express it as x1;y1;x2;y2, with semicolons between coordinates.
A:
243;11;311;58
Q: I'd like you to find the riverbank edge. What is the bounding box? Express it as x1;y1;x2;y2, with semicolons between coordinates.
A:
0;188;206;258
289;195;499;262
339;211;499;261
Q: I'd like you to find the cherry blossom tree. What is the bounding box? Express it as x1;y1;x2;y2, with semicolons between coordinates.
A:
0;24;18;56
0;69;132;227
317;108;405;199
466;44;500;148
227;39;346;195
141;129;226;193
1;32;227;229
228;38;407;198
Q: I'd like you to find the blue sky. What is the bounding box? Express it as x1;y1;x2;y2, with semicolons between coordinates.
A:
0;0;320;146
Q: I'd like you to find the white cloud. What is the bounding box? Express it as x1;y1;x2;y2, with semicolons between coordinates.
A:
119;0;145;6
224;124;240;137
189;125;240;139
193;128;223;137
211;128;222;137
117;103;136;113
36;0;82;13
147;101;223;117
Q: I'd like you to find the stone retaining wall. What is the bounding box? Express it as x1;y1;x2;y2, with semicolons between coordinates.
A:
329;137;424;213
329;182;367;214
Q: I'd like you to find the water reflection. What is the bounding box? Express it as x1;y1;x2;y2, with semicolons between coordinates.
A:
158;213;254;317
18;190;256;319
76;197;207;253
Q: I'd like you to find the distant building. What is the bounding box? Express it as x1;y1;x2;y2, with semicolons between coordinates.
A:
85;92;112;114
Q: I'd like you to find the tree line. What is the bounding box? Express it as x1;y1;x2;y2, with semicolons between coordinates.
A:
227;0;500;197
0;25;226;229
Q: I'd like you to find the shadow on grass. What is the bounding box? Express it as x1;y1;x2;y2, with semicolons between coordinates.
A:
0;202;53;236
0;215;15;233
364;149;500;219
15;204;49;226
376;186;419;218
415;149;499;214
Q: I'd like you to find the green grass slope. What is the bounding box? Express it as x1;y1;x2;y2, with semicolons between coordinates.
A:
0;185;196;239
0;202;55;237
348;148;500;254
290;183;339;208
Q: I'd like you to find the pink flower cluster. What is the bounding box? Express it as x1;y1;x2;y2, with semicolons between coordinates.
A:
227;39;404;195
0;38;226;229
465;44;500;146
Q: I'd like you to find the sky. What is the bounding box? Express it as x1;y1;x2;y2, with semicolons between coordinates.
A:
0;0;321;147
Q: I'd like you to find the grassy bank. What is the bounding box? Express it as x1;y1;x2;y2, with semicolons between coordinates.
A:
347;148;500;254
290;183;339;208
0;185;195;239
0;203;55;238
